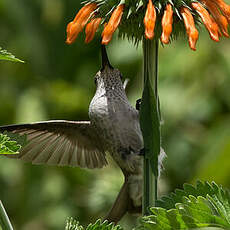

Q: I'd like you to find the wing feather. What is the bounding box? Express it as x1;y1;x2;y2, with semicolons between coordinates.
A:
90;151;98;168
0;120;107;169
20;132;52;160
32;134;59;163
59;138;72;165
35;134;63;163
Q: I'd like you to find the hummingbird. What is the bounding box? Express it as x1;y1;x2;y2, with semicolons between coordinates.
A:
0;46;164;223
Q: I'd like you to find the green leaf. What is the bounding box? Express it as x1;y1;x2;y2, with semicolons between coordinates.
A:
65;218;83;230
139;60;161;176
157;181;230;211
137;181;230;230
65;218;123;230
0;47;24;63
0;133;22;154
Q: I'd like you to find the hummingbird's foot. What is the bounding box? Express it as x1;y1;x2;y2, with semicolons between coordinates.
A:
136;99;141;111
139;148;145;156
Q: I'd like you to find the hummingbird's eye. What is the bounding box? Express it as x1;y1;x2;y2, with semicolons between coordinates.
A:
94;77;97;85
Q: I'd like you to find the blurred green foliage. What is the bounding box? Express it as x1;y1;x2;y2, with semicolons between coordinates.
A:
0;0;230;229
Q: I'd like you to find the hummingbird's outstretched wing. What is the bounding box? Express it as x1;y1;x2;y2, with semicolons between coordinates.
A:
0;120;107;169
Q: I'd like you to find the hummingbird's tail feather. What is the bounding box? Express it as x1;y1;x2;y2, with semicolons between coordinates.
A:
104;175;142;224
104;179;129;224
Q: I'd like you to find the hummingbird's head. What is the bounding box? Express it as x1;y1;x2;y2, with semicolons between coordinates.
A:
94;45;123;92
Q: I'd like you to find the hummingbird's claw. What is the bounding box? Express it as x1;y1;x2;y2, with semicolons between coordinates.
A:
139;148;145;156
136;99;142;111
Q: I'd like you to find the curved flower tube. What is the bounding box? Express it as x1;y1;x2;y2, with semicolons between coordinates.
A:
161;4;173;44
191;2;220;42
102;4;125;45
85;18;102;44
212;0;230;22
180;7;199;51
202;0;229;37
144;0;156;40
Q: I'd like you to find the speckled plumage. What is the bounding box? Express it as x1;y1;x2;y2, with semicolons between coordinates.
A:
89;66;143;174
89;64;144;209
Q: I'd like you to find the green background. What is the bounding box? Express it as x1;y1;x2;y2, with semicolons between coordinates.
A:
0;0;230;229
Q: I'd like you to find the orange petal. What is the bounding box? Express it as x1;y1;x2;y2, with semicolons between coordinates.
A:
180;7;199;51
85;18;102;44
144;0;156;39
72;3;94;23
201;0;229;37
66;23;82;44
191;2;219;42
102;4;125;45
211;15;223;38
212;0;230;22
66;3;97;45
66;21;74;34
161;4;173;44
78;3;98;27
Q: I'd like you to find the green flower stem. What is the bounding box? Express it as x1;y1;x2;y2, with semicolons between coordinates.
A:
140;39;160;215
143;158;157;215
0;201;14;230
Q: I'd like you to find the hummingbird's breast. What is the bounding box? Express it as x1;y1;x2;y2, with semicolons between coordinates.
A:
89;85;143;174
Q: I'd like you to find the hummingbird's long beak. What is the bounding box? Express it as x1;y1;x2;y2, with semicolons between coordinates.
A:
101;45;113;70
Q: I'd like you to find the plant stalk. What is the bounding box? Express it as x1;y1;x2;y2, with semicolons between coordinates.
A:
0;201;14;230
141;39;160;215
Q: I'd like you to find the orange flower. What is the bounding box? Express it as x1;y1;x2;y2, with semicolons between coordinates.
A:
210;15;223;38
65;0;229;50
212;0;230;22
85;18;102;44
66;3;97;44
201;0;229;37
144;0;156;40
102;4;125;45
161;4;173;44
180;7;199;51
191;2;220;42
